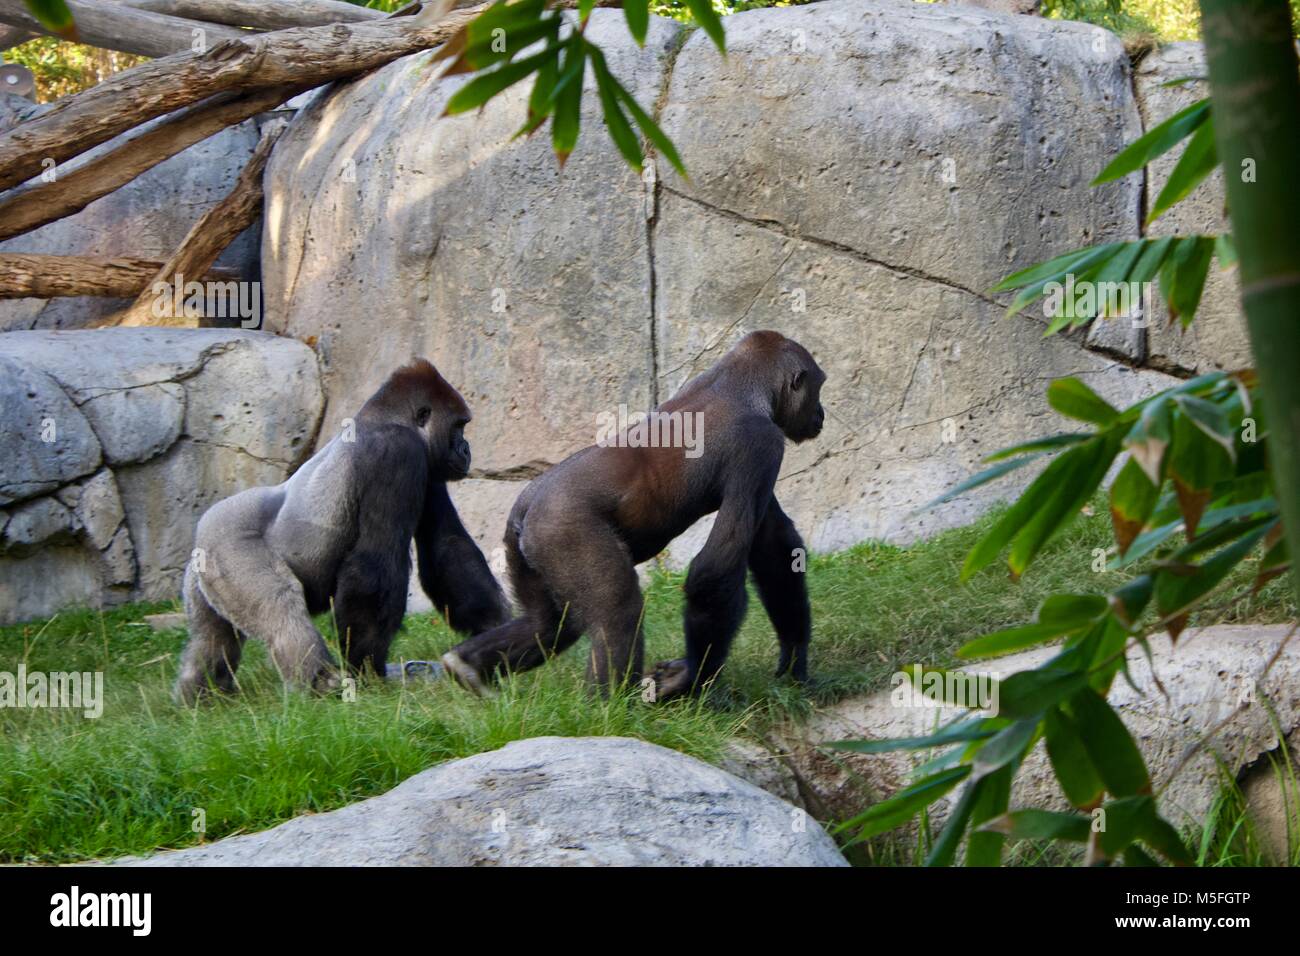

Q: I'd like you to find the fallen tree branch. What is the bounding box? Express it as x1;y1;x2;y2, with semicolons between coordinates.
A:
114;118;287;328
132;0;383;31
0;0;248;59
0;253;240;298
0;83;305;242
0;1;490;192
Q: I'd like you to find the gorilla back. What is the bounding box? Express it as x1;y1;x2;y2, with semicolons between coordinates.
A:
175;359;510;704
443;330;826;700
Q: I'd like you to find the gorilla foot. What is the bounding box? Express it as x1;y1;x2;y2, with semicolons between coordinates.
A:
648;658;699;701
440;651;498;698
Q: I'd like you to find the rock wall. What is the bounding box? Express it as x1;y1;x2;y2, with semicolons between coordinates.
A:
261;1;1249;566
0;93;264;333
0;330;324;624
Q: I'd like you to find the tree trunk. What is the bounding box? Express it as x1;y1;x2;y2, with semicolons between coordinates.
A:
1199;0;1300;608
0;0;248;59
0;253;239;298
0;83;304;242
0;2;487;193
114;119;286;328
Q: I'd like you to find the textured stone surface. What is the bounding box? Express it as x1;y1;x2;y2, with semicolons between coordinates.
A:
766;625;1300;835
658;0;1141;301
0;355;101;506
0;108;261;332
119;737;846;866
0;330;324;623
264;12;678;475
259;3;1238;569
1136;43;1251;374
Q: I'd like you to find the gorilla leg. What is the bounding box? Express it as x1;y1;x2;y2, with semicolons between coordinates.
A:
445;511;643;695
196;539;338;693
748;498;811;681
538;521;644;693
175;565;244;704
443;524;581;690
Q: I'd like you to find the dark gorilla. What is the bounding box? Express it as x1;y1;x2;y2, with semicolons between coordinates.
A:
175;359;510;704
442;330;826;700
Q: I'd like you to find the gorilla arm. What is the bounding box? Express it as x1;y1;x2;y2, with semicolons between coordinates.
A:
332;424;427;674
652;428;783;699
416;481;511;635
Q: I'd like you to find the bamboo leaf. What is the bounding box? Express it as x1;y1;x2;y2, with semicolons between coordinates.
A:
443;44;562;116
1069;689;1151;798
1148;118;1218;225
624;0;650;45
978;808;1093;842
23;0;77;40
1047;377;1119;426
588;46;642;170
1111;456;1160;556
551;36;586;167
837;766;971;842
1044;706;1105;809
681;0;726;54
1092;99;1210;185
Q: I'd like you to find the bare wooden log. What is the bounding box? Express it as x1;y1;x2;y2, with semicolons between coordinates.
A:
0;83;305;242
0;0;248;59
0;2;490;193
133;0;383;31
0;253;239;298
114;119;286;328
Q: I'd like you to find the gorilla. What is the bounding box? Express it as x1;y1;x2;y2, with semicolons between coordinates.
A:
175;359;510;704
441;330;826;700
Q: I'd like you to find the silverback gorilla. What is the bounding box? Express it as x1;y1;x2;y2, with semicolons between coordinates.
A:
442;330;826;700
175;359;510;704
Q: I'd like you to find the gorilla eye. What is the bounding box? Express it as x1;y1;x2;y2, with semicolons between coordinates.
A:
792;370;806;390
415;406;432;427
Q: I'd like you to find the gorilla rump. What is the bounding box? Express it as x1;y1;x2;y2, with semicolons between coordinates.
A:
175;359;509;704
442;330;826;700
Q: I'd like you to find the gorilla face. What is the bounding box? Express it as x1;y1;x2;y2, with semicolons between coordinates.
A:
779;363;827;444
444;418;472;480
417;403;471;481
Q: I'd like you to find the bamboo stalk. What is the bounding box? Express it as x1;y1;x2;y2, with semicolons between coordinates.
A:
1199;0;1300;608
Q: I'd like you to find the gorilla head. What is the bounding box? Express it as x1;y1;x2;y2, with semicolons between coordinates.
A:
732;330;827;443
358;358;473;480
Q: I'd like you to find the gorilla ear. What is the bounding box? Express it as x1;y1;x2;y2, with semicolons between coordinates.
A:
791;369;806;391
415;406;432;427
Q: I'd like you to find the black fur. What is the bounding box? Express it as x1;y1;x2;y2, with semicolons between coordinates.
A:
444;331;825;700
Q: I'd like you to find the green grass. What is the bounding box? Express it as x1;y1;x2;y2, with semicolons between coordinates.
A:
1;496;1293;864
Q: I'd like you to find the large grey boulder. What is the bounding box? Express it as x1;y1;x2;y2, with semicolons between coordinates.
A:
261;2;1206;568
119;737;847;866
0;329;324;623
0;100;261;332
764;624;1300;836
